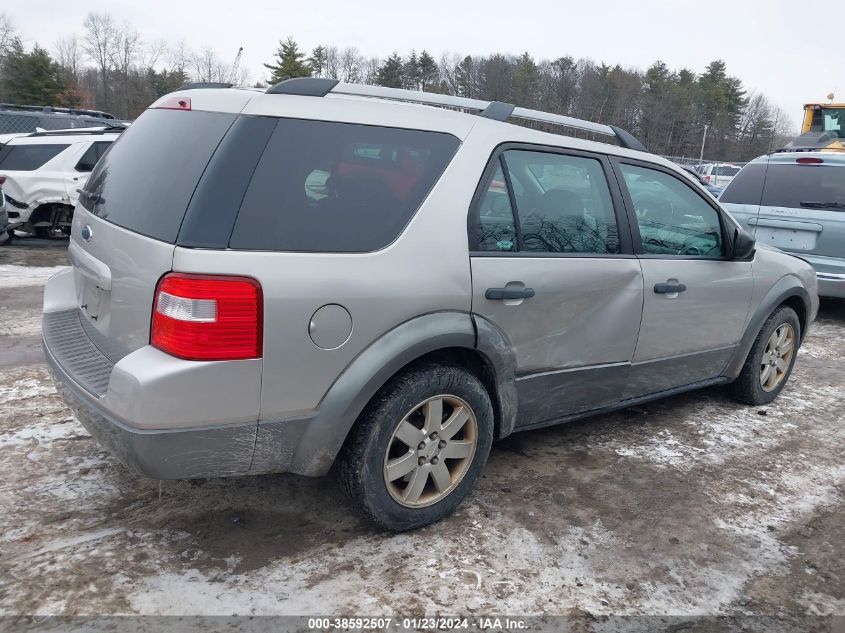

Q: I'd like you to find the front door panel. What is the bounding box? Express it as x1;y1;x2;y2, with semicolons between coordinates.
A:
629;259;753;396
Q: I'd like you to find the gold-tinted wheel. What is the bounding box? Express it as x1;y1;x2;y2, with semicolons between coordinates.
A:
383;395;478;508
759;323;795;392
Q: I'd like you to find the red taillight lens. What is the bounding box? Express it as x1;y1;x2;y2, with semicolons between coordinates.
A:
704;175;711;182
0;175;6;185
151;273;262;361
796;157;823;165
153;96;191;111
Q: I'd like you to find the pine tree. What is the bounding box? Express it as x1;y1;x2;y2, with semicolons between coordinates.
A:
1;41;64;105
308;46;327;78
264;37;312;84
402;50;419;90
418;50;438;91
376;52;404;88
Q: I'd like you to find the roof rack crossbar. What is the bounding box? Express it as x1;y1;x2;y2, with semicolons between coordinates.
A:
264;79;647;151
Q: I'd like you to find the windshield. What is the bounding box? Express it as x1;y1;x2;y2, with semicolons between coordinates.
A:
820;108;845;139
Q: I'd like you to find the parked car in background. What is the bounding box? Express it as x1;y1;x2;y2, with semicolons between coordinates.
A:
0;103;120;135
721;151;845;297
697;162;742;188
679;164;723;197
44;80;817;531
0;126;125;239
0;185;9;245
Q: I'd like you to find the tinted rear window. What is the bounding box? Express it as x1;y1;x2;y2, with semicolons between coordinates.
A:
0;143;69;170
229;119;459;252
760;164;845;209
80;109;235;243
719;164;768;204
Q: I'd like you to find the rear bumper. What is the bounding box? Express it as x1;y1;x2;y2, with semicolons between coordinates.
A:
45;338;258;479
817;272;845;299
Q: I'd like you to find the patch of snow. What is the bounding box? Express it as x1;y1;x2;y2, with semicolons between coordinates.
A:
0;265;67;288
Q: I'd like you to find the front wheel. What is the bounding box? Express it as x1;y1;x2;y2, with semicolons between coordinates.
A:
730;306;800;405
339;363;494;531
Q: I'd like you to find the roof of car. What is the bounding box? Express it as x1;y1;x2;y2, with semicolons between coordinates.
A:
151;82;685;175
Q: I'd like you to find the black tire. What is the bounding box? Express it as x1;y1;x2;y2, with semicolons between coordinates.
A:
730;306;801;406
0;230;10;246
339;362;494;531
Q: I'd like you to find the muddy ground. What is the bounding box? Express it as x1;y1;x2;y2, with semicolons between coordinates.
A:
0;238;843;630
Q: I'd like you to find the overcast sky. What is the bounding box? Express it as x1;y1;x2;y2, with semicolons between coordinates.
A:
5;0;840;130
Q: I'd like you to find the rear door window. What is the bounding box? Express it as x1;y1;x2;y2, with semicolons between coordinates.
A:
75;141;112;172
80;109;236;243
229;120;459;252
0;143;69;170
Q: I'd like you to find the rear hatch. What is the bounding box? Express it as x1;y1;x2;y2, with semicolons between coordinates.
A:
71;107;238;356
721;156;845;262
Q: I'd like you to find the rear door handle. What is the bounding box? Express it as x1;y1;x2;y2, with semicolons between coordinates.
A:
485;287;536;300
654;282;687;294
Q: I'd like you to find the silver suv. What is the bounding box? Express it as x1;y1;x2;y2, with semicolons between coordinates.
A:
43;79;818;530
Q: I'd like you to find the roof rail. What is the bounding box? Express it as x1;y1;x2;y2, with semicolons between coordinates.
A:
27;124;129;137
265;78;649;152
178;82;234;90
0;103;116;119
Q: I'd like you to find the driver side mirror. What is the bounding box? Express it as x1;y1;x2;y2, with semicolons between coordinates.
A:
731;227;756;260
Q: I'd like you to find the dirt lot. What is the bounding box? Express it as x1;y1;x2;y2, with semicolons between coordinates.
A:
1;239;844;628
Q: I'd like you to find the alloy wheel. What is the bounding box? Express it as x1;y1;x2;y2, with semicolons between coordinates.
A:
383;395;478;508
760;323;795;392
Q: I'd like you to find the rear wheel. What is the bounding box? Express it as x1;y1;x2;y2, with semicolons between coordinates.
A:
730;306;800;405
340;363;494;531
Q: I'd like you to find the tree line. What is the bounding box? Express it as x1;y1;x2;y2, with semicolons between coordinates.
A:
0;13;793;161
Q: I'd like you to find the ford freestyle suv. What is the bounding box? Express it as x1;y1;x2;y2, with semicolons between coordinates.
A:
43;79;818;530
720;151;845;297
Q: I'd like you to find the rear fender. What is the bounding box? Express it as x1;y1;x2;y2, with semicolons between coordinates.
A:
250;311;476;476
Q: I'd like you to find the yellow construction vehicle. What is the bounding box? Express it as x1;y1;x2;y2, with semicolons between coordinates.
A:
787;95;845;152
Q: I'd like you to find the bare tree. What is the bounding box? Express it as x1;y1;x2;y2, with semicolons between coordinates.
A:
0;13;16;55
339;46;363;83
82;12;118;109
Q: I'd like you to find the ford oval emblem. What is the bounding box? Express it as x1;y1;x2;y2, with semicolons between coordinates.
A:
80;225;93;242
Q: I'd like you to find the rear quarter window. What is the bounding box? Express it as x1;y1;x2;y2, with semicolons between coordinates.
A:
0;143;69;170
228;120;460;252
719;164;768;205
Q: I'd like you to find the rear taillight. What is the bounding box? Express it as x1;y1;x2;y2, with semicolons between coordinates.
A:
0;175;6;185
796;157;824;165
151;273;262;361
704;175;711;182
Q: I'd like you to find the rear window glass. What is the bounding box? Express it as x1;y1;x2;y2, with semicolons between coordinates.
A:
0;143;69;170
719;164;767;204
80;109;235;243
229;119;459;252
760;164;845;209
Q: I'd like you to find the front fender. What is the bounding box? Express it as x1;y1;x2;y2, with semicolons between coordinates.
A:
723;274;811;379
250;311;476;476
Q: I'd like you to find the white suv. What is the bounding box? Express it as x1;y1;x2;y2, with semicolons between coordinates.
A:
0;126;125;238
696;162;742;188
